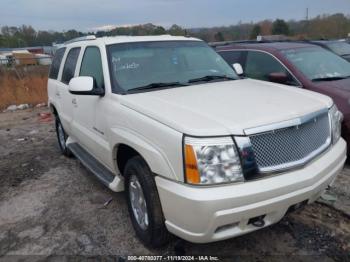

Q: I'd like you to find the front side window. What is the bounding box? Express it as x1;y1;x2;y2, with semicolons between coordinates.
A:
282;47;350;81
218;50;244;65
107;41;238;93
80;46;104;89
245;51;298;86
61;47;81;84
49;47;66;79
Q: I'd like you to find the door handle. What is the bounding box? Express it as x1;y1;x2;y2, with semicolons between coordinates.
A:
72;98;77;105
55;91;60;97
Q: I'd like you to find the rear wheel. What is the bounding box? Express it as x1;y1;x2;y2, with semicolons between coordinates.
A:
124;156;170;248
55;117;72;157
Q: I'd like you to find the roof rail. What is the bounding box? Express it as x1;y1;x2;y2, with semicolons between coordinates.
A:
209;40;262;47
64;35;96;45
210;39;327;48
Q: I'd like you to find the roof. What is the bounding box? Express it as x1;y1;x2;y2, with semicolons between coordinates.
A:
64;35;201;47
309;40;350;46
216;41;321;52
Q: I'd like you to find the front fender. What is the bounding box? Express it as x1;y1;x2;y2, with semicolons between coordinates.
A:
110;126;180;181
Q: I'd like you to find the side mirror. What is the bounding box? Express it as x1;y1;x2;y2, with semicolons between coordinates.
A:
69;76;104;96
268;72;288;84
232;63;244;76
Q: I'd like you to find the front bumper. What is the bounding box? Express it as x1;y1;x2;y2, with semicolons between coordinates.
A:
155;138;346;243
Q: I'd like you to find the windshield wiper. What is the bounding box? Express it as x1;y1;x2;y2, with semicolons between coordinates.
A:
128;82;189;93
312;76;350;82
188;75;236;83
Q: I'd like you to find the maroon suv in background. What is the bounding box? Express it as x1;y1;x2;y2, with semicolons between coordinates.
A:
215;42;350;150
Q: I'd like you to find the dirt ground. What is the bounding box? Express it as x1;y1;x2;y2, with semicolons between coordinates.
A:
0;108;349;261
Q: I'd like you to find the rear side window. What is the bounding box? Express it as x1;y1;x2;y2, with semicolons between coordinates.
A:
80;47;104;89
61;47;81;84
218;50;244;65
49;48;66;79
245;51;298;86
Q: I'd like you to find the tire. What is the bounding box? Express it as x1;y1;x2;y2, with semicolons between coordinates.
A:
55;116;72;157
124;156;170;248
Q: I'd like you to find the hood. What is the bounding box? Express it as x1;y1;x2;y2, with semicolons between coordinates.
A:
119;79;333;136
315;78;350;92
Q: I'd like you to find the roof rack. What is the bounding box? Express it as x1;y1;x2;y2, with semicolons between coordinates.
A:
209;35;299;47
209;40;263;47
64;35;97;45
210;39;325;48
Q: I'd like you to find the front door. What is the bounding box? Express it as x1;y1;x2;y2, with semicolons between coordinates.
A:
70;46;112;169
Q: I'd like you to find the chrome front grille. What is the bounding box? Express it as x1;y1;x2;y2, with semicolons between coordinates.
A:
249;112;331;173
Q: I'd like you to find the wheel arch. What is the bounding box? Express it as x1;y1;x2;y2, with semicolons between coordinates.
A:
110;128;178;181
49;102;58;116
115;144;144;176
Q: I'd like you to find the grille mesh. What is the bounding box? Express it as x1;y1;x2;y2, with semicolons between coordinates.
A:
249;113;331;172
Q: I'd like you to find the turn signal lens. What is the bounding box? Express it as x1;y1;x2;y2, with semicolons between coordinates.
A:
184;144;200;184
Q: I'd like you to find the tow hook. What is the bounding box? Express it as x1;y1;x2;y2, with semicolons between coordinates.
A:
249;215;266;228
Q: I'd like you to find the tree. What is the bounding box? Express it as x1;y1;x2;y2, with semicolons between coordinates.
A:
250;25;261;39
214;31;225;41
153;26;166;35
37;30;57;45
19;25;36;46
272;19;290;35
260;20;273;35
168;24;185;36
0;34;4;47
64;30;82;41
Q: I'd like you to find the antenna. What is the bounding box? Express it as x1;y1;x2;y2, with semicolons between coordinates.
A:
306;8;309;21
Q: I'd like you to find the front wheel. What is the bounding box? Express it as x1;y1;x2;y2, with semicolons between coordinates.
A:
124;156;170;248
55;117;72;157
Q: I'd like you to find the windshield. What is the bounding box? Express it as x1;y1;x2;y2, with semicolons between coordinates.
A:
107;41;238;93
326;42;350;56
282;47;350;81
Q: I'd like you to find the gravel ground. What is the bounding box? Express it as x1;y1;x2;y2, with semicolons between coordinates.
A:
0;108;349;261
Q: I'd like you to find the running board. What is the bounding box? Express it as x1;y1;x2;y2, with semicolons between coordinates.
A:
67;143;115;187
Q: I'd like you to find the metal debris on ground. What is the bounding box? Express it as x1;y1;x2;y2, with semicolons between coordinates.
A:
17;104;29;110
5;105;18;112
29;130;39;135
35;103;46;108
102;197;113;208
4;104;30;112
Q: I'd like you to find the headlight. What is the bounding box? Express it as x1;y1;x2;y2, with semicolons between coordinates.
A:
329;104;343;144
184;136;244;185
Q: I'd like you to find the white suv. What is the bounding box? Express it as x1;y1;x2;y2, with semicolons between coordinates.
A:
48;35;346;247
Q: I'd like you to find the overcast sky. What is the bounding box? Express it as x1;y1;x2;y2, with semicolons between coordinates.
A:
1;0;350;32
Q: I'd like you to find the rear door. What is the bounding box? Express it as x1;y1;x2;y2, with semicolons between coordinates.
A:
48;47;65;118
55;47;81;134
